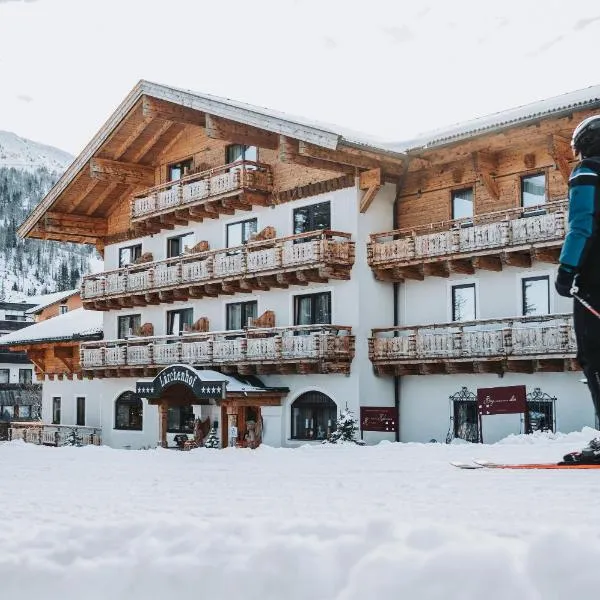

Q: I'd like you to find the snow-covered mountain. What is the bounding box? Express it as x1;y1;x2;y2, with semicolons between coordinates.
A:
0;132;96;301
0;130;73;173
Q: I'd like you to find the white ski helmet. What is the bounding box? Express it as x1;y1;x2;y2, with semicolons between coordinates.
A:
571;114;600;157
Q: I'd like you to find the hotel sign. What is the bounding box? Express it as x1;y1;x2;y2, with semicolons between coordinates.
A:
360;407;398;432
136;365;227;400
476;385;527;416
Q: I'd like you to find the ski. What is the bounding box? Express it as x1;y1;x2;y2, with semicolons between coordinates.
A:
472;459;600;470
450;461;485;469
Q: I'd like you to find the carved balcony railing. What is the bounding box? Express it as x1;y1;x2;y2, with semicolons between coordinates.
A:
368;200;567;281
80;325;355;376
130;160;273;233
81;230;354;309
9;424;102;446
369;313;578;376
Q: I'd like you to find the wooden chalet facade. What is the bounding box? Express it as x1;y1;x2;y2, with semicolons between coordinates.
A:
15;80;600;445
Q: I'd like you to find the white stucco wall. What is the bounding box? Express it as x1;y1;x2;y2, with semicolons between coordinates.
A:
0;362;36;383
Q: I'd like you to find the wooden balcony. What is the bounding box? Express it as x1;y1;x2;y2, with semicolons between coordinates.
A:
368;200;567;281
369;313;578;376
80;325;355;377
131;160;273;234
81;231;354;310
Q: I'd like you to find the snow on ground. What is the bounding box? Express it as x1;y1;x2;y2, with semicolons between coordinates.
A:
3;430;600;600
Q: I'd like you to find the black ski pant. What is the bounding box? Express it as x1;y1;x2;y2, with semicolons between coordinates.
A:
574;293;600;423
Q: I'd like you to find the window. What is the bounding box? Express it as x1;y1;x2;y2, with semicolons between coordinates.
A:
52;397;61;425
226;218;258;248
451;188;474;221
0;406;14;420
17;405;31;419
118;314;141;339
168;158;193;182
225;144;257;164
167;406;195;433
521;173;546;209
522;276;550;316
5;314;25;321
226;301;257;330
166;308;194;336
114;392;143;431
19;369;32;384
59;304;68;315
119;244;142;268
167;232;196;258
76;397;86;426
293;201;331;236
291;391;337;441
452;284;476;322
0;369;9;384
294;292;331;326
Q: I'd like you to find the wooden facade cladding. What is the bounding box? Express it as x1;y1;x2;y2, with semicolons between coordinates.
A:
368;200;566;281
9;341;85;380
80;325;355;377
82;230;354;310
369;313;579;376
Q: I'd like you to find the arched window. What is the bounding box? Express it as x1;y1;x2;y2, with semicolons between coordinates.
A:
291;391;337;441
114;392;143;431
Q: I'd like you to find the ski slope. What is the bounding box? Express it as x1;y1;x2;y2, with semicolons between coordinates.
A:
2;429;600;599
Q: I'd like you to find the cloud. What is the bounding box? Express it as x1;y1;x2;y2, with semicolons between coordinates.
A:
573;15;600;31
383;25;414;44
0;0;39;3
17;94;33;102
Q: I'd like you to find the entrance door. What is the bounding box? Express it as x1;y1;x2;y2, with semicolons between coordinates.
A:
449;387;480;443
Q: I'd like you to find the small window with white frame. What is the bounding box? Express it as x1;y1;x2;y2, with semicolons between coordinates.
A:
521;173;546;211
119;244;142;268
451;283;476;322
226;218;257;248
451;188;474;222
522;275;550;316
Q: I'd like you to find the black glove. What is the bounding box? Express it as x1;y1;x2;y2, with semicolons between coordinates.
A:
555;265;577;297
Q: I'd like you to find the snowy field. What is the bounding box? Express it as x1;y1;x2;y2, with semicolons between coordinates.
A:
3;431;600;600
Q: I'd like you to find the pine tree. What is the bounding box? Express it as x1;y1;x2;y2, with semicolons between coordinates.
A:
63;429;83;447
204;427;220;449
323;407;365;445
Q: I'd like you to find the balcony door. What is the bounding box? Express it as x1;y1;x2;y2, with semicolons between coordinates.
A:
226;218;258;248
168;158;193;182
293;201;331;237
226;144;257;165
226;301;257;330
294;292;331;326
167;232;196;258
167;308;194;336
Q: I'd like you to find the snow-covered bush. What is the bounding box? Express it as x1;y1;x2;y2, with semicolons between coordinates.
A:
323;408;365;445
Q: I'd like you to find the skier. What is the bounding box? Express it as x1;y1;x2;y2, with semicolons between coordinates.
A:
555;114;600;463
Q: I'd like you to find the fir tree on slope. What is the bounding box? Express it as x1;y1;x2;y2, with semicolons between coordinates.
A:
323;407;365;445
204;427;220;449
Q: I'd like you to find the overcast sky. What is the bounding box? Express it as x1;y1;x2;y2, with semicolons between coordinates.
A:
1;0;599;155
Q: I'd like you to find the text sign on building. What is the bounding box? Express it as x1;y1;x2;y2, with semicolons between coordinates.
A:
136;365;227;400
360;407;398;432
476;385;527;416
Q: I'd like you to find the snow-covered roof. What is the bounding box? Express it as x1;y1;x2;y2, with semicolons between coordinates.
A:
25;289;79;315
0;308;103;346
389;84;600;153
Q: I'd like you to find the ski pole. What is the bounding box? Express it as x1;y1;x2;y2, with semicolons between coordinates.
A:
571;279;600;320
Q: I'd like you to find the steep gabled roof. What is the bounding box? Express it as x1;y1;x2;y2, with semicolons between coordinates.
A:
25;289;79;315
17;80;405;240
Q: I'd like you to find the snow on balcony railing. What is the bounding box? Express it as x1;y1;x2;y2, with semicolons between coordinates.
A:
10;425;102;447
80;325;354;369
81;231;353;301
131;160;272;220
368;200;567;265
369;313;575;362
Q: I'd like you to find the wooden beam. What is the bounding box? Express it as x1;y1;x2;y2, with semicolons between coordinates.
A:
89;158;155;186
130;120;174;163
502;250;532;269
279;136;354;174
337;143;406;167
70;177;99;212
205;114;279;149
142;96;206;127
85;181;120;216
359;168;382;213
547;134;572;185
473;255;503;272
299;141;402;175
43;212;107;236
472;151;499;200
113;115;154;160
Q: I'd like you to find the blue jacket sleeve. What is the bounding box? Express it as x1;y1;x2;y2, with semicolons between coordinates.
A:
559;165;599;269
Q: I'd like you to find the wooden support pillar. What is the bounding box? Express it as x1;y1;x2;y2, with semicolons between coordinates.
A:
158;401;168;448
